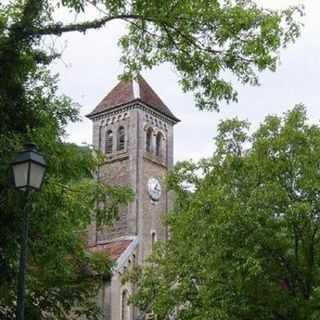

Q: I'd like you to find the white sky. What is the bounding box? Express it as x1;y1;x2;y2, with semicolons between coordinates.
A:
50;0;319;163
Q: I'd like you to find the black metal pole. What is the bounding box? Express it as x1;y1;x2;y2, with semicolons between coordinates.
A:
16;190;30;320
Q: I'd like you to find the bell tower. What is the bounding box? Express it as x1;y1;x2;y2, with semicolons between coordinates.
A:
87;76;179;320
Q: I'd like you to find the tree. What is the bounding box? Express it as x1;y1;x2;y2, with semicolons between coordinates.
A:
128;106;320;320
0;69;133;319
0;0;303;137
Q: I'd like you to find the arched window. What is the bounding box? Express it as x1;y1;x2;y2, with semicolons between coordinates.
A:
146;128;153;153
105;130;113;154
121;290;129;320
117;126;125;151
156;132;163;157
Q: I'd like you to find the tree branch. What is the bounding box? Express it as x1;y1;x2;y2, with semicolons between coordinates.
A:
32;14;148;36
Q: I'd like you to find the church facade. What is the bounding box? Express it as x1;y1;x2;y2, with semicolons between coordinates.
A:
86;76;179;320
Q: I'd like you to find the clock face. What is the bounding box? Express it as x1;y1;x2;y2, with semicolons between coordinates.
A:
147;177;162;201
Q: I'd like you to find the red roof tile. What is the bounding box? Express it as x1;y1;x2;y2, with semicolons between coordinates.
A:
87;75;179;122
89;239;133;261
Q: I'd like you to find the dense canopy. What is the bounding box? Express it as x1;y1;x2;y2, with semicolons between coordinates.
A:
0;0;302;137
129;106;320;320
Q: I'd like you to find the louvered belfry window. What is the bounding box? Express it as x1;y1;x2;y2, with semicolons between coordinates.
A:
146;128;153;153
117;126;125;151
156;132;162;157
105;130;113;154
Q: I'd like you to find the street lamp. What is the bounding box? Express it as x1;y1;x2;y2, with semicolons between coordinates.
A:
11;143;47;320
12;143;47;191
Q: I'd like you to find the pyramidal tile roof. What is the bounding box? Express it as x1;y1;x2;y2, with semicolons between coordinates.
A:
86;75;179;122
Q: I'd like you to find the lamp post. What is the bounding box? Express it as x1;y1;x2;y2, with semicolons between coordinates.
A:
11;143;47;320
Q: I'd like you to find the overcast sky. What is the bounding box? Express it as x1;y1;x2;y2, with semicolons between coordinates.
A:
51;0;319;163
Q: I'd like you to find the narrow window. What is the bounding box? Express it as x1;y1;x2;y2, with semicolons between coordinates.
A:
146;128;153;153
151;231;156;251
117;126;125;151
132;254;136;267
105;130;113;154
156;132;163;157
98;125;103;151
121;290;129;320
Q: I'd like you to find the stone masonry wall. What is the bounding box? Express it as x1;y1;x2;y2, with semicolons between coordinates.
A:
140;158;168;260
97;157;130;241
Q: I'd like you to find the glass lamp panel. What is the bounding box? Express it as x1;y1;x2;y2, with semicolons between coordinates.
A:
29;162;46;189
13;162;29;189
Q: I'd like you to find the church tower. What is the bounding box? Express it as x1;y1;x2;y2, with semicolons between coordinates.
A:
87;76;179;320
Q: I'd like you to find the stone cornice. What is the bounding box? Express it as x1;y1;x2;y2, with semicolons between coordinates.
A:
88;101;179;126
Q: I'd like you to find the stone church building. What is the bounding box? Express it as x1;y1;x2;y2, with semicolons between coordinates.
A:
86;76;179;320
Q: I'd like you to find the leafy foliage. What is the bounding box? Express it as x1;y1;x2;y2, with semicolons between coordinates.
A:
0;2;136;318
0;67;133;319
128;106;320;320
0;0;303;132
119;0;303;110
